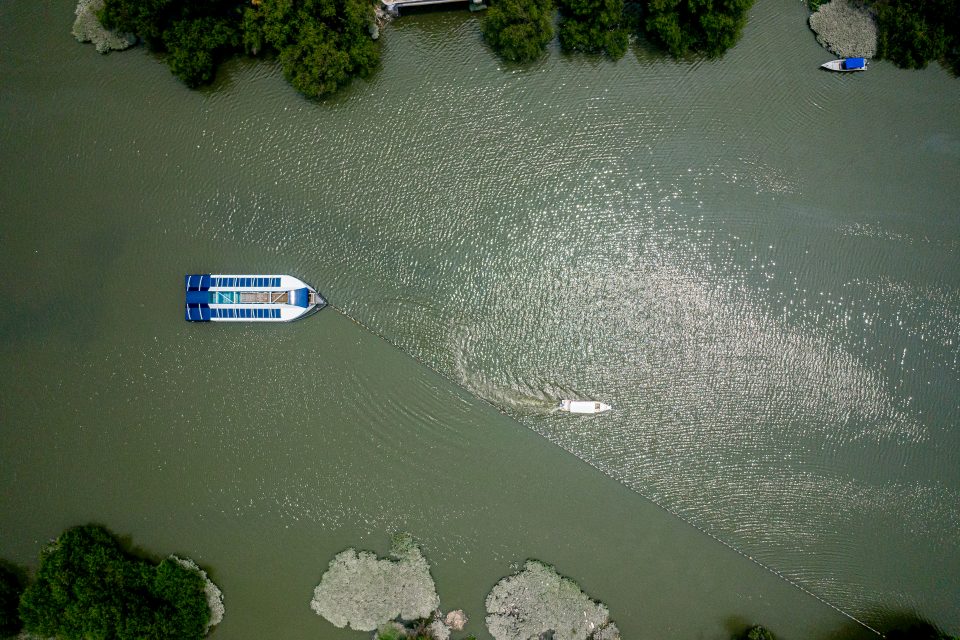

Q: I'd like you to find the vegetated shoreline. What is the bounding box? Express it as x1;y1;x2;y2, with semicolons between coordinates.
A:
72;0;955;100
3;529;960;640
1;524;223;640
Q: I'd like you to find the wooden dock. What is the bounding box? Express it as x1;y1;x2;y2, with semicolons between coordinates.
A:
382;0;485;15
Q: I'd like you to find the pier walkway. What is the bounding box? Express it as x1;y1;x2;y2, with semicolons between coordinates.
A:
382;0;485;15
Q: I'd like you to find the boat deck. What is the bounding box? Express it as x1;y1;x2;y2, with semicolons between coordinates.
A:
239;292;289;304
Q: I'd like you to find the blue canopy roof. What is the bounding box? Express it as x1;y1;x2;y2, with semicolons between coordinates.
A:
186;290;210;304
845;57;866;69
185;274;211;291
292;287;310;308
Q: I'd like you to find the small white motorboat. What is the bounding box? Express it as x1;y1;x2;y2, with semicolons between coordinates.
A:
821;57;867;72
559;399;612;414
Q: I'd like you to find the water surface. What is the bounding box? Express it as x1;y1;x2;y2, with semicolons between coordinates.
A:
1;0;958;636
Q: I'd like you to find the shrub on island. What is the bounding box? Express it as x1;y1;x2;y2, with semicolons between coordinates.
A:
310;533;441;632
484;560;620;640
482;0;555;63
642;0;755;59
17;524;221;640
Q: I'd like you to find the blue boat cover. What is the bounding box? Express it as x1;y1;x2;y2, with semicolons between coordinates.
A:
185;304;211;322
185;274;211;291
845;57;866;69
292;287;310;308
186;290;210;304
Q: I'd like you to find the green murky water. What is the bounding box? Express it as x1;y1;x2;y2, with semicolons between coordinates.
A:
1;0;958;637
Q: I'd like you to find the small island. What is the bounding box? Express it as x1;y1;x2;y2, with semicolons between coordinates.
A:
4;524;223;640
485;560;620;640
308;534;624;640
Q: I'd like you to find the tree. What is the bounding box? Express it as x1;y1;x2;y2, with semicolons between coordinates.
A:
0;561;27;639
744;625;776;640
873;0;955;70
482;0;555;63
643;0;755;58
163;16;242;86
99;0;379;96
556;0;628;59
17;525;210;640
245;0;380;98
886;621;960;640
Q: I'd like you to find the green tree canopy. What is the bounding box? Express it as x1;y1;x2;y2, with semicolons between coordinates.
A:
744;625;776;640
557;0;628;59
17;525;210;640
0;561;27;639
243;0;379;97
873;0;958;71
99;0;378;96
482;0;555;63
643;0;754;58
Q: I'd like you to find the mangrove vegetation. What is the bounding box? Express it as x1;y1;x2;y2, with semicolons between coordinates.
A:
76;0;959;96
10;524;221;640
94;0;379;96
641;0;755;58
809;0;959;73
557;0;629;59
872;0;959;72
0;562;26;639
481;0;555;63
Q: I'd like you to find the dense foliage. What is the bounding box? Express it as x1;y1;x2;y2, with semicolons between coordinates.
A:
737;625;776;640
643;0;755;58
243;0;380;97
0;562;26;638
872;0;959;72
557;0;629;59
482;0;555;63
17;525;210;640
99;0;245;86
887;621;960;640
98;0;379;95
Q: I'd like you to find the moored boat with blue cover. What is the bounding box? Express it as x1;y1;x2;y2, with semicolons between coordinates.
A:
185;274;326;322
821;57;867;72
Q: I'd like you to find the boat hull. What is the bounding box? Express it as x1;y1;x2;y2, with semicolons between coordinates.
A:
559;400;612;414
821;58;867;72
184;274;327;322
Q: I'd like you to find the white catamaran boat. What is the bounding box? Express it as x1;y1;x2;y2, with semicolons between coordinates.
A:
558;399;612;414
184;274;327;322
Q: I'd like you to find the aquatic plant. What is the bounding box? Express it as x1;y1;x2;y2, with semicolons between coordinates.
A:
485;560;619;640
71;0;136;53
17;525;212;640
310;533;441;632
